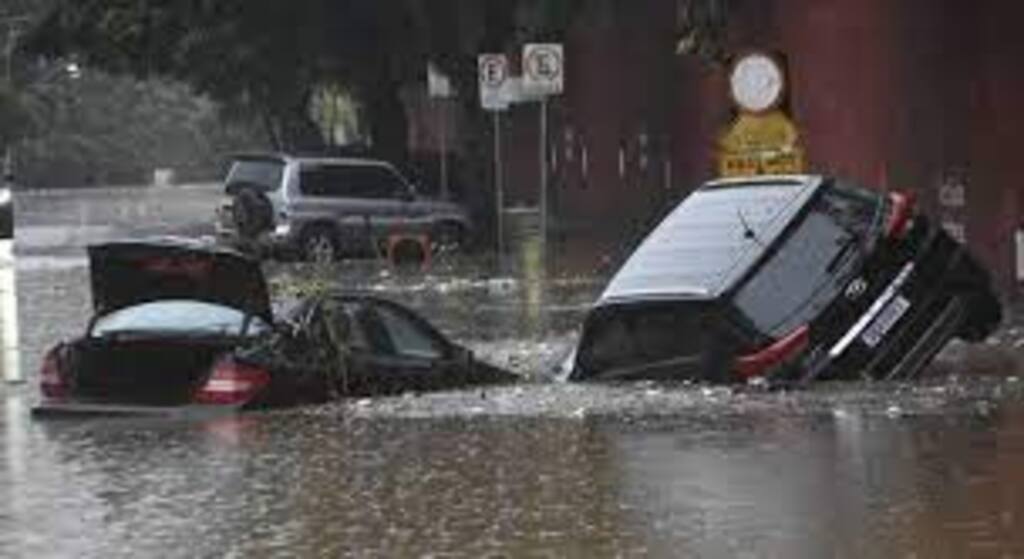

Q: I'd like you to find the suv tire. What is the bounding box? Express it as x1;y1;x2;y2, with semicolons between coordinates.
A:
957;289;1002;342
233;189;274;238
302;226;341;264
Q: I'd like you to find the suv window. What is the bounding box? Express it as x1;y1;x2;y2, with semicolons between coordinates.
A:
732;181;884;338
299;164;407;199
226;159;284;192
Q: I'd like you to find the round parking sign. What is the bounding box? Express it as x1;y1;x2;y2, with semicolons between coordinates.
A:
523;43;564;95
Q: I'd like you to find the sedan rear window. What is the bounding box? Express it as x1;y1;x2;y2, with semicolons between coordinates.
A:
91;300;269;337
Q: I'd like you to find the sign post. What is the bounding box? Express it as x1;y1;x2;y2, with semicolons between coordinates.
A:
478;54;510;258
428;63;454;199
522;44;564;260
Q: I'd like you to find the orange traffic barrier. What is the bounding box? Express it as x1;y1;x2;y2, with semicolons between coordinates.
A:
386;234;432;270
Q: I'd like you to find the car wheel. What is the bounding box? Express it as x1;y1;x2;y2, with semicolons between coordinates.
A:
957;289;1002;342
302;228;340;264
432;222;465;253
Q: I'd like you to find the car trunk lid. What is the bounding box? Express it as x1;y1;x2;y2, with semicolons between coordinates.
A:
88;241;272;323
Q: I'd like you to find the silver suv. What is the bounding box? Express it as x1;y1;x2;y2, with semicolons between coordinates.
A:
215;154;472;262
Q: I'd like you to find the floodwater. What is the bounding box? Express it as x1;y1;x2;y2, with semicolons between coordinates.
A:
2;186;1024;558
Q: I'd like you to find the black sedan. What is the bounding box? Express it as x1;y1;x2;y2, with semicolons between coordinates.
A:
32;240;514;418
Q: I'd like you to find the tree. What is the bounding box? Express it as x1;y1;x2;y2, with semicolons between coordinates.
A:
26;0;589;160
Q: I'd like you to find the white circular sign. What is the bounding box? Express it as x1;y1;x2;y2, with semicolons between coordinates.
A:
729;53;785;113
526;46;562;82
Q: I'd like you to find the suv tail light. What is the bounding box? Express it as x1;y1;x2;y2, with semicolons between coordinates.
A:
193;358;270;406
885;191;916;239
39;346;68;400
735;326;810;379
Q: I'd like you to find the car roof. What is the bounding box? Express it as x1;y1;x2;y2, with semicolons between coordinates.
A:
230;152;395;168
94;236;248;258
598;175;825;306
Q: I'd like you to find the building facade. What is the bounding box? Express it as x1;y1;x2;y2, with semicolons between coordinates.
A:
420;1;1024;293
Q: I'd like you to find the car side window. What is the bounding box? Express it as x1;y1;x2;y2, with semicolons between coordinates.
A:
315;299;372;352
346;166;408;200
298;164;408;200
371;304;448;360
299;165;352;198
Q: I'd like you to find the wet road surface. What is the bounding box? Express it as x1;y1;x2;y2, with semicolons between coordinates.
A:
3;186;1024;557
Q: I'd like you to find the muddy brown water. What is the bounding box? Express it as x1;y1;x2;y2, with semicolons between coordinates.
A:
3;187;1024;557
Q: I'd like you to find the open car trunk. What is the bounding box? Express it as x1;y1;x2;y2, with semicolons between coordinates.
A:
67;336;236;406
88;240;272;323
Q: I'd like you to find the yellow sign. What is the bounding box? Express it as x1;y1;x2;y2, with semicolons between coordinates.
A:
717;110;806;178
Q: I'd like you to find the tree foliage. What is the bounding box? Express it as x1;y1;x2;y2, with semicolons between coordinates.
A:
14;65;263;188
27;0;586;158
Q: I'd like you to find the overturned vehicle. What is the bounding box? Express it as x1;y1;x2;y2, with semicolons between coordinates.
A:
566;175;1001;384
33;240;514;418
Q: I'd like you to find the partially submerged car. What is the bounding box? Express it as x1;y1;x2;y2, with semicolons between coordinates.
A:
566;175;1001;384
232;290;516;403
32;240;512;418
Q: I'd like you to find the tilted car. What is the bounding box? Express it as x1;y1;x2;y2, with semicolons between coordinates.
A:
215;154;472;263
32;240;512;418
565;175;1001;383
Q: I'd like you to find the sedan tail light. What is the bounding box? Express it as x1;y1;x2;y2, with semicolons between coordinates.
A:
885;191;916;239
193;358;270;406
39;347;69;400
735;326;810;379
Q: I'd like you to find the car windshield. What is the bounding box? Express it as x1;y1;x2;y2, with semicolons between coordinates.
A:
91;300;270;337
732;180;884;338
225;159;284;192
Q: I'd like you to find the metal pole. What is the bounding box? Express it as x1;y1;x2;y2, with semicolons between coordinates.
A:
539;97;548;259
494;111;504;259
3;26;15;180
439;99;449;200
2;23;19;384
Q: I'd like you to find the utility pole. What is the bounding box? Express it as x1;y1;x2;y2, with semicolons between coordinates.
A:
3;25;17;180
1;15;28;181
0;15;26;385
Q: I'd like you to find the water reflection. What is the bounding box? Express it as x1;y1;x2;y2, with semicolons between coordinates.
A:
3;383;1024;557
607;395;1024;558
